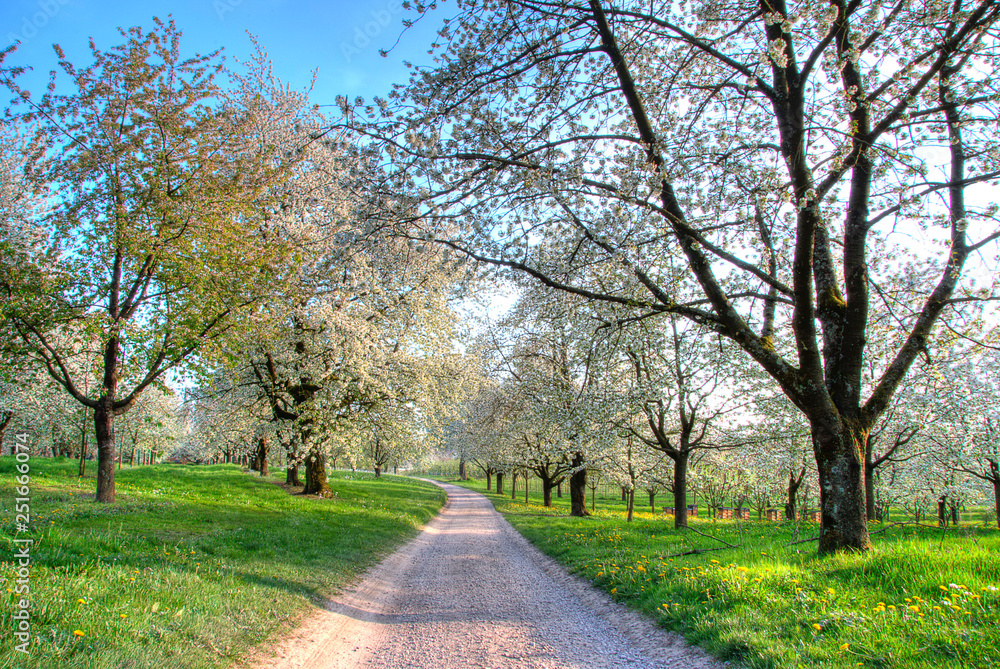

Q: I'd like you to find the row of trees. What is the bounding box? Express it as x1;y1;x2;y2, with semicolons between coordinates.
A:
1;22;474;500
454;287;1000;530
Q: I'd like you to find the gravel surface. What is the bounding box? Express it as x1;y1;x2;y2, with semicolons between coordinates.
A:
244;481;726;669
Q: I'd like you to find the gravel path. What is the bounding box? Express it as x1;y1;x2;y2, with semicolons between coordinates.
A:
244;481;725;669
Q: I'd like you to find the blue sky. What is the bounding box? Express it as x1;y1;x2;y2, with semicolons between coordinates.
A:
2;0;449;107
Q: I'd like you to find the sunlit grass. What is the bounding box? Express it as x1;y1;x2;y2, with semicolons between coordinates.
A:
456;477;1000;669
0;458;445;669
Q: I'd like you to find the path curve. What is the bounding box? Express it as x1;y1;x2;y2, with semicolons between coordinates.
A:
244;481;724;669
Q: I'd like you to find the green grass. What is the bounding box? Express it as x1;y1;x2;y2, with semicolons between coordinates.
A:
455;476;1000;669
0;458;445;669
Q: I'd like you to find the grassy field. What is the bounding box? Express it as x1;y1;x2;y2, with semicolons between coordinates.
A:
0;458;446;669
455;476;1000;669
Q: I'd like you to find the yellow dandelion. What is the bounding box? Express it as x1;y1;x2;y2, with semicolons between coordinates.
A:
841;643;850;651
811;623;822;631
76;599;86;605
73;630;85;637
120;614;127;619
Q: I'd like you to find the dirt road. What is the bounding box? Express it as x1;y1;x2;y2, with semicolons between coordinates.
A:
245;482;724;669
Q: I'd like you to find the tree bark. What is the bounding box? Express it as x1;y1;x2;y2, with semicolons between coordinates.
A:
672;450;689;529
94;399;116;502
511;472;518;499
302;446;333;496
0;411;12;455
813;420;871;553
496;472;504;495
569;455;589;517
485;470;492;491
256;437;269;477
542;479;554;507
993;478;1000;529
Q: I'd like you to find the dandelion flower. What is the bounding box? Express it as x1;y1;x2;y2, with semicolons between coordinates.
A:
76;599;86;605
841;643;850;651
811;623;822;631
73;630;85;637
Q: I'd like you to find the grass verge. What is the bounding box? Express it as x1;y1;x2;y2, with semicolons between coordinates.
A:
0;458;445;669
455;477;1000;669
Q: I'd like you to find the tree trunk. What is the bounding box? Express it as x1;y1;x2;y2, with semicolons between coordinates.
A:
485;470;492;491
542;478;554;507
94;400;116;502
993;478;1000;529
287;464;302;486
672;450;689;529
511;472;518;499
621;486;627;501
569;455;589;517
0;411;12;455
496;472;504;495
865;457;876;522
556;482;562;498
626;489;635;522
302;446;333;496
459;459;468;480
256;437;269;477
78;432;87;477
813;422;871;554
374;465;382;477
938;495;948;527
